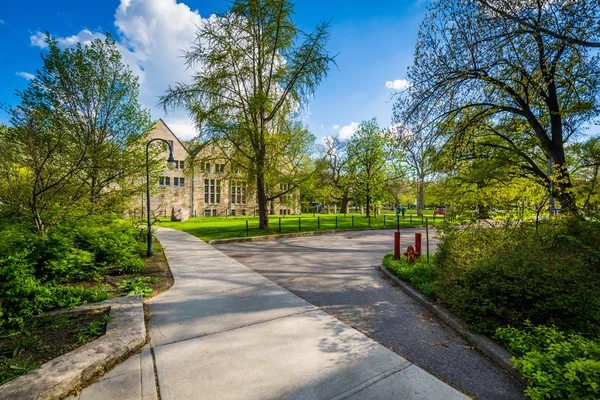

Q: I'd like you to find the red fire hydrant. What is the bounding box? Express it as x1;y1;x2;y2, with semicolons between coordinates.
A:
404;245;417;264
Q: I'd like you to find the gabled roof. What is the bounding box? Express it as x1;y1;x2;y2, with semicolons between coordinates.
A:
155;119;192;156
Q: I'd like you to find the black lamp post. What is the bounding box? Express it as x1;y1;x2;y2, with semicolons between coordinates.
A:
146;138;177;257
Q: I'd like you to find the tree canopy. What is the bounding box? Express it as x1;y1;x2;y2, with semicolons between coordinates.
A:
160;0;334;229
396;0;600;214
0;34;152;234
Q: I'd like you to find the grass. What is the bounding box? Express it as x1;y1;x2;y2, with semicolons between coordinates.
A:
158;210;448;242
382;253;440;300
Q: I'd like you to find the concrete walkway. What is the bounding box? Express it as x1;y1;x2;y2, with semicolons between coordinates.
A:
73;228;469;399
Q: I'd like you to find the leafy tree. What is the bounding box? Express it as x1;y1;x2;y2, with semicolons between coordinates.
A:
390;118;439;217
400;0;600;214
0;34;152;234
570;137;600;216
476;0;600;48
160;0;334;229
347;118;400;218
317;135;353;213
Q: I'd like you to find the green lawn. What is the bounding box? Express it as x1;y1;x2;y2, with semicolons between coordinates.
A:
158;210;447;242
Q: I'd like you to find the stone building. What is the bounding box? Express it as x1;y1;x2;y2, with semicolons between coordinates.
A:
142;119;299;218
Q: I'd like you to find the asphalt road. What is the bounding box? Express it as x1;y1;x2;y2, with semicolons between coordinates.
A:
214;228;525;400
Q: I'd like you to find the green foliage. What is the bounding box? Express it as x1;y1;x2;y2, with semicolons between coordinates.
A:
0;220;145;325
435;219;600;335
159;0;334;230
346;118;401;217
382;253;439;299
74;316;111;344
0;357;40;385
496;322;600;400
0;33;151;234
119;277;158;299
70;224;146;274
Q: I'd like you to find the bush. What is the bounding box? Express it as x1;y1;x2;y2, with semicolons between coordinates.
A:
496;322;600;400
0;220;144;326
72;224;145;274
38;231;99;282
434;218;600;335
382;253;439;299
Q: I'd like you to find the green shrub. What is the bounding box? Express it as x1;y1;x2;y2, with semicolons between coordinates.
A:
434;219;600;335
39;231;99;282
0;249;107;324
382;253;439;299
72;224;145;274
0;220;144;326
496;322;600;400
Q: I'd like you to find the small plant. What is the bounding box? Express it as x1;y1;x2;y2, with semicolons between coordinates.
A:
119;277;158;299
74;319;110;344
0;357;41;385
496;322;600;400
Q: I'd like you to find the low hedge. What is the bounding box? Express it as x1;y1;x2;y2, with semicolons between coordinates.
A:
382;217;600;399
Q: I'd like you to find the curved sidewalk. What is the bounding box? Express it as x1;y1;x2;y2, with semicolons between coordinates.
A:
145;228;469;399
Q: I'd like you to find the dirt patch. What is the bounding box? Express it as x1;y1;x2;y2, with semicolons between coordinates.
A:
0;309;110;385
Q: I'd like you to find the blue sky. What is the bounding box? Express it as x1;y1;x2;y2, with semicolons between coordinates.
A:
0;0;427;141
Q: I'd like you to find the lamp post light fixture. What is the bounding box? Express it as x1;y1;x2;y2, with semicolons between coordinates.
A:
146;138;177;257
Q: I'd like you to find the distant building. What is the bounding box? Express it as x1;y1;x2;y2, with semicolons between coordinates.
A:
140;119;299;218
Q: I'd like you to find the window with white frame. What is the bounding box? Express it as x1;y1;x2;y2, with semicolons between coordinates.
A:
231;181;246;205
279;183;292;205
204;163;211;173
204;179;221;204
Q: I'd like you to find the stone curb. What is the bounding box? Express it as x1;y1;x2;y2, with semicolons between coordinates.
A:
0;295;146;400
378;264;525;384
208;225;427;245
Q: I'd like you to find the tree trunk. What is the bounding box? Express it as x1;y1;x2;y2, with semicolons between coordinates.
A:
341;195;349;214
551;159;578;215
417;177;425;217
257;173;269;229
270;199;275;215
366;195;371;218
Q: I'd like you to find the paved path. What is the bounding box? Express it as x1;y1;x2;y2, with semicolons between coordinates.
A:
149;228;469;399
76;228;470;399
214;229;525;400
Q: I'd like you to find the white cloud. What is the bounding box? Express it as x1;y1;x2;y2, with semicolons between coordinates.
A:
385;79;411;91
27;0;208;141
331;124;340;130
30;29;105;49
15;71;35;80
339;122;359;139
113;0;208;139
30;31;47;48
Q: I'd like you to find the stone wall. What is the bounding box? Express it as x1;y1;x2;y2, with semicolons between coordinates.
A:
135;120;300;218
